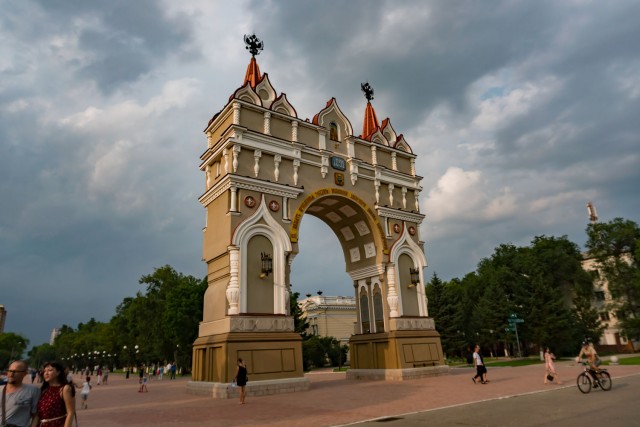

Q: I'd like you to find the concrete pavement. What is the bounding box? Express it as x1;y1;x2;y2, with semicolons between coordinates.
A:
63;359;640;426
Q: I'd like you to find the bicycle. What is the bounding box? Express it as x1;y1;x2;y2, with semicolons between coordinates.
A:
576;362;612;393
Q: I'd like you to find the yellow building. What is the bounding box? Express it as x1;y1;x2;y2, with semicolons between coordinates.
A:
299;295;357;348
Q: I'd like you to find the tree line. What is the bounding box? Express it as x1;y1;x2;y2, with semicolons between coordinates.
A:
427;218;640;358
3;217;637;371
26;265;207;372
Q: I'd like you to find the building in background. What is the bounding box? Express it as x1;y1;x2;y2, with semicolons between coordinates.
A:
581;254;638;352
50;328;61;345
0;305;6;333
298;295;356;348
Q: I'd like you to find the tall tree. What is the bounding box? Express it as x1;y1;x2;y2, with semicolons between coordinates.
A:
586;218;640;340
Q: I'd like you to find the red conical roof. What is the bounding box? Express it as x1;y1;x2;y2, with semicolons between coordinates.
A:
362;101;380;139
244;57;262;88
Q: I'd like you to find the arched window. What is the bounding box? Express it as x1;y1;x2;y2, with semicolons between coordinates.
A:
360;291;370;334
329;122;339;141
373;289;384;332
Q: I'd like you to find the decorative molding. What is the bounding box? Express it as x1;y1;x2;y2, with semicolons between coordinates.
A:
348;264;385;281
388;317;435;331
199;174;304;207
376;206;425;224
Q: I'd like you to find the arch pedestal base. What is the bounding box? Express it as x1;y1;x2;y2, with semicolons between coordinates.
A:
348;329;447;378
190;330;304;388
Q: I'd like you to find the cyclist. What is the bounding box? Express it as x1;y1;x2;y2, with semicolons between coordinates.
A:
576;340;601;371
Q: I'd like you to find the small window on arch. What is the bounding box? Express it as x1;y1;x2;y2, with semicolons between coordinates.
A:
329;122;339;141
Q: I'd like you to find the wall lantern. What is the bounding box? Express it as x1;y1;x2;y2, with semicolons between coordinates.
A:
408;267;420;288
260;252;273;278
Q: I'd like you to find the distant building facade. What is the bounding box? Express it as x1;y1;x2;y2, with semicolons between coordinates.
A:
50;328;61;345
0;305;6;333
581;254;638;352
298;295;356;347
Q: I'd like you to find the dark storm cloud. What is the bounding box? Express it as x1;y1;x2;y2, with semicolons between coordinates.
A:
27;0;197;93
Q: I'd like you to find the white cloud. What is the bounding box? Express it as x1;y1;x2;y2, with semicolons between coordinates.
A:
425;166;517;225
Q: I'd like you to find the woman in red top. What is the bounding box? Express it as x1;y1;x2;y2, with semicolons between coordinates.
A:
34;361;76;427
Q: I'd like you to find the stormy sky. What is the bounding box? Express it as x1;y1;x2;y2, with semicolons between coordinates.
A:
1;0;639;347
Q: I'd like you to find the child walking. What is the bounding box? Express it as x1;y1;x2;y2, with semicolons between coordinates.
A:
80;375;92;409
138;371;148;392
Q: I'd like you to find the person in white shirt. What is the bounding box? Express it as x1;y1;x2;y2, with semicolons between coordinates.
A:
79;376;92;409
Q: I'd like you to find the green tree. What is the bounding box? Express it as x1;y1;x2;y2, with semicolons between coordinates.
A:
586;218;640;340
0;332;29;369
290;291;309;337
27;343;57;369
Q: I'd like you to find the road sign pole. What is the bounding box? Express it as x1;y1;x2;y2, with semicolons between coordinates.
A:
514;322;522;358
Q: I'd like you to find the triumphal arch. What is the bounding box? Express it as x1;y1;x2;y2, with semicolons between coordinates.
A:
188;35;446;397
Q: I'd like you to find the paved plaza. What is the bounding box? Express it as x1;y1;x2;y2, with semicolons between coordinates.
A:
62;360;640;426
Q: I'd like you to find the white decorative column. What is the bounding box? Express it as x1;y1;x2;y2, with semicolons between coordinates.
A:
388;183;394;206
232;145;241;172
319;130;326;150
291;120;298;142
205;165;212;189
293;159;300;185
321;155;328;178
282;196;289;221
371;146;377;165
226;246;241;315
349;160;358;185
410;158;416;176
402;187;407;209
263;111;271;135
232;102;241;125
391;152;397;170
207;132;213;149
274;154;281;182
230;186;238;213
223;148;229;174
386;264;399;318
374;180;380;204
253;149;262;177
414;190;420;212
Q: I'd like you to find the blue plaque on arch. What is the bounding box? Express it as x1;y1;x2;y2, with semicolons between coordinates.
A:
330;156;346;171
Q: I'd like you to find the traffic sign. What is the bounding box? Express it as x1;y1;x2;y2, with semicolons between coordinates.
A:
508;318;524;324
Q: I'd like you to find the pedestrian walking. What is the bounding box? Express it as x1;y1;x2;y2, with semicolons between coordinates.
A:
0;360;41;427
544;347;562;384
472;345;489;384
79;376;92;409
35;361;76;427
233;358;248;404
138;371;148;393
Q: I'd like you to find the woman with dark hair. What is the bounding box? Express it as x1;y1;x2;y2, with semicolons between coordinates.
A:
34;361;76;427
233;358;248;404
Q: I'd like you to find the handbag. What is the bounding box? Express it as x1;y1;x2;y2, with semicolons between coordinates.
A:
546;374;554;381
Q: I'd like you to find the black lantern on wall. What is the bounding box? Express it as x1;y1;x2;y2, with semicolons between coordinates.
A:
408;267;420;288
260;252;273;278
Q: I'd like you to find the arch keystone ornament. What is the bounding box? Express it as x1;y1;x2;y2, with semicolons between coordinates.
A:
189;36;447;398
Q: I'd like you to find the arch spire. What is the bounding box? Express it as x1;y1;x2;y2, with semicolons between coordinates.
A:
243;34;264;88
361;82;380;139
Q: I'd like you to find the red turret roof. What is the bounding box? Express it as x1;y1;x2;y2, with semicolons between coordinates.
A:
362;101;380;139
244;57;262;88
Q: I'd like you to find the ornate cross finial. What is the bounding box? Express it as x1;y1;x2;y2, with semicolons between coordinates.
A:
361;82;374;102
244;34;264;57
